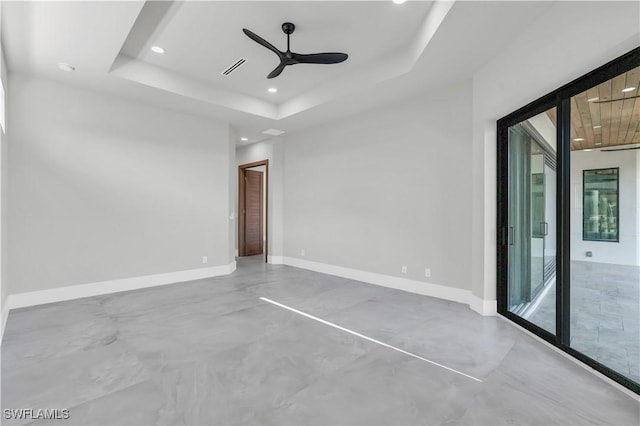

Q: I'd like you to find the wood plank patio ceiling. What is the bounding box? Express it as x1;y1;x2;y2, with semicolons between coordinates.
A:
546;66;640;151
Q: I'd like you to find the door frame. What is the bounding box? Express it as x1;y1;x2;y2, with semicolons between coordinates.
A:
498;107;559;345
496;46;640;394
238;159;269;262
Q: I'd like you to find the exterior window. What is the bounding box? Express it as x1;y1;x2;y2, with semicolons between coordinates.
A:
583;168;619;242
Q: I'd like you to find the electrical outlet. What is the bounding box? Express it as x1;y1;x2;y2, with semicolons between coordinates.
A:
425;268;431;278
401;265;407;274
301;249;305;257
202;256;208;264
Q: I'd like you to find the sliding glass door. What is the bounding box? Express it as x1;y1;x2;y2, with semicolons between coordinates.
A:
569;68;639;386
506;110;557;335
497;47;639;394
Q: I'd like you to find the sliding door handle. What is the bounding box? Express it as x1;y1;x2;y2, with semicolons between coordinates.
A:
508;227;514;246
541;222;548;236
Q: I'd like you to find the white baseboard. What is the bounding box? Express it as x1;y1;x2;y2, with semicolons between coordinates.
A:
281;256;493;312
267;255;284;264
4;262;236;313
469;294;497;316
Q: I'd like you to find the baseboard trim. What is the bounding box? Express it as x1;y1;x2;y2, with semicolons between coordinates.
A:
267;255;284;265
1;256;498;345
281;256;487;310
469;294;498;316
1;299;9;344
4;262;236;313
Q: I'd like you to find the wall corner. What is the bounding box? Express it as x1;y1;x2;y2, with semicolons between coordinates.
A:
469;294;497;316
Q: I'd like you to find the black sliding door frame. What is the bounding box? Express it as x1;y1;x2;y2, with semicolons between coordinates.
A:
497;46;640;394
497;96;560;347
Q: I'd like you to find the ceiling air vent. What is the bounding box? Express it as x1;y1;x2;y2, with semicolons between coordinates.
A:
263;128;285;136
221;58;246;76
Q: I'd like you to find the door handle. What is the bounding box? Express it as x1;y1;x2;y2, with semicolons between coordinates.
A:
508;227;514;246
541;222;548;236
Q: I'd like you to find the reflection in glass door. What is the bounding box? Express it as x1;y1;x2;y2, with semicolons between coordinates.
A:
531;145;545;297
506;109;557;335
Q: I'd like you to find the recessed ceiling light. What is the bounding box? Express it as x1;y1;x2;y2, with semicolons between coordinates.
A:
622;87;636;93
587;97;599;102
584;149;593;152
57;62;75;72
151;46;165;54
240;137;248;142
593;125;602;129
393;0;407;4
574;138;585;142
268;87;278;93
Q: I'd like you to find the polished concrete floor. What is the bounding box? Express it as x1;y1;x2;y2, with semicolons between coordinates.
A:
2;256;639;425
528;261;640;383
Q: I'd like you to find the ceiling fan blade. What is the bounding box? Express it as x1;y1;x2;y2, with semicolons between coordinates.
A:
243;28;283;59
292;52;348;64
267;60;287;79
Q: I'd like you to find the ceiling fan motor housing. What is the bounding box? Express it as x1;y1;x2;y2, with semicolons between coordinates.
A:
282;22;295;35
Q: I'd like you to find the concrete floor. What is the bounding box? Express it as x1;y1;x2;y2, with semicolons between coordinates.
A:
2;256;639;425
528;261;640;383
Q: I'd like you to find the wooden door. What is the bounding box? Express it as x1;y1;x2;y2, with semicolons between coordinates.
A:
244;169;263;256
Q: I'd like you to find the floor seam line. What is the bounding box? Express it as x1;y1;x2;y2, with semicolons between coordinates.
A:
258;296;483;383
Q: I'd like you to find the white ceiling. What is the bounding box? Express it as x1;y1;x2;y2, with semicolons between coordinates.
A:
124;1;433;103
1;1;555;145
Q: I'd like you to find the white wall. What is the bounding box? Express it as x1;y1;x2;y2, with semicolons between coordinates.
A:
471;1;640;303
235;139;284;260
7;75;233;294
0;19;8;326
571;150;638;266
282;81;472;291
227;128;236;265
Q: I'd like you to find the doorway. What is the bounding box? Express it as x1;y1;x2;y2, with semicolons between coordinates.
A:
497;47;640;393
238;160;268;262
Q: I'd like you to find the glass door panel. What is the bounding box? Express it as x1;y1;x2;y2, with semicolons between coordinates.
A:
569;66;639;384
507;108;557;334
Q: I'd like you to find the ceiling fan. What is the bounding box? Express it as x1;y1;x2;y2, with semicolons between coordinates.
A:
243;22;348;79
